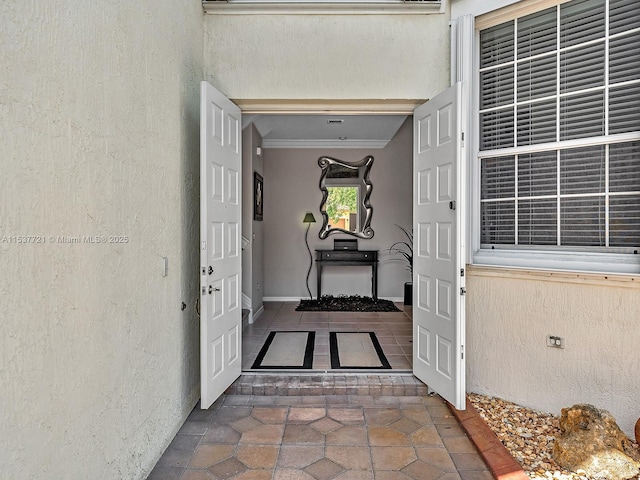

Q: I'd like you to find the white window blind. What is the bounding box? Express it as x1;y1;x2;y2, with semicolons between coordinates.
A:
479;0;640;253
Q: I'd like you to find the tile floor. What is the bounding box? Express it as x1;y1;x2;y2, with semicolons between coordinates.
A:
148;393;492;480
147;301;495;479
242;302;414;371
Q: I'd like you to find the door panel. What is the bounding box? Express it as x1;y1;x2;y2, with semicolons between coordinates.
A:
413;83;466;410
200;81;242;409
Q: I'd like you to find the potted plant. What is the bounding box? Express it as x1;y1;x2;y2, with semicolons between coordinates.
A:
389;225;413;305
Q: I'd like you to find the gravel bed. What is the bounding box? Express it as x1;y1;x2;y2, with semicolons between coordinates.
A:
468;393;639;480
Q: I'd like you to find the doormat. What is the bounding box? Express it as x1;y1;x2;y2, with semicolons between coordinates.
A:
329;332;391;369
296;295;401;312
251;331;315;369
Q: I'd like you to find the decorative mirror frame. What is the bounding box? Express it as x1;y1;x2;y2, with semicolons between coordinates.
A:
318;155;374;239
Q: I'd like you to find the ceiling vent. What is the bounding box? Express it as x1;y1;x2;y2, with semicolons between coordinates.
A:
326;119;344;125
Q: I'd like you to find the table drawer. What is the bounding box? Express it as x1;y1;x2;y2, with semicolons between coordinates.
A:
316;250;377;262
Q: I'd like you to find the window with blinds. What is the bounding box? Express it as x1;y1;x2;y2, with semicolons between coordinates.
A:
479;0;640;252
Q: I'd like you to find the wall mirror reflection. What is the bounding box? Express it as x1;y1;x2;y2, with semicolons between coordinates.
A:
318;155;374;239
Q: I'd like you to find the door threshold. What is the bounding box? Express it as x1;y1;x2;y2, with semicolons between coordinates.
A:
229;372;427;397
241;369;414;375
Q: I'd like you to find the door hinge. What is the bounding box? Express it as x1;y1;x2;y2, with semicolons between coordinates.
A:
449;200;456;210
461;345;464;360
461;132;465;147
460;287;466;295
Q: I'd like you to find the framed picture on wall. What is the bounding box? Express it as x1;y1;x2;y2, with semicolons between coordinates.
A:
254;172;263;221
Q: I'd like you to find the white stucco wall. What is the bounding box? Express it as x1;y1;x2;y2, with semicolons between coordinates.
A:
1;1;204;479
466;268;640;437
204;13;451;99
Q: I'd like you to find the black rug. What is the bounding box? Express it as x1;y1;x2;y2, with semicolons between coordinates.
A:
330;332;391;369
251;331;315;369
296;295;401;312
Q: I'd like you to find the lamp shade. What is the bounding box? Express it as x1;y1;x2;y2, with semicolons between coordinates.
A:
303;212;316;223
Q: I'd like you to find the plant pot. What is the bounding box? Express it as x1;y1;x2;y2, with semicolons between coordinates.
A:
403;282;413;306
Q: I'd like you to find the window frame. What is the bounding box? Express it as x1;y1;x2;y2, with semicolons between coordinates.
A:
466;0;640;275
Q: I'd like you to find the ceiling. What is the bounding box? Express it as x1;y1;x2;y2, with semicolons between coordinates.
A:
249;114;408;149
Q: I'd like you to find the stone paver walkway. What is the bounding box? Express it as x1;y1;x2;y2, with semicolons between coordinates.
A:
148;393;492;480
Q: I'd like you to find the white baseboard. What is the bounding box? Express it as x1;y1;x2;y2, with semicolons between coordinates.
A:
242;293;252;309
262;296;303;302
252;304;264;323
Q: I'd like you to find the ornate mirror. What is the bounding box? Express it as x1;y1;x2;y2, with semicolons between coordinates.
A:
318;155;374;239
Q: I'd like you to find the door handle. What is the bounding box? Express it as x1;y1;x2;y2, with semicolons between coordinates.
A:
208;266;213;275
208;285;221;294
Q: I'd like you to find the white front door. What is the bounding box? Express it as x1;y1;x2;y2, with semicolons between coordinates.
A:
412;83;466;410
200;81;242;409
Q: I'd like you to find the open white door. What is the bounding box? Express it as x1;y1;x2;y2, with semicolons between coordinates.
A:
200;81;242;409
412;82;466;410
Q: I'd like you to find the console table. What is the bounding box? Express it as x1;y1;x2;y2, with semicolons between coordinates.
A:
315;249;379;300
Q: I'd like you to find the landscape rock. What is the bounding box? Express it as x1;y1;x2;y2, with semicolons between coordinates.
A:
552;404;640;480
636;418;640;445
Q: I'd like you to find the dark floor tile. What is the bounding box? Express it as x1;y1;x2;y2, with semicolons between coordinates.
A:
180;469;217;480
187;408;216;423
169;434;202;451
156;445;197;468
146;465;184;480
201;423;242;444
178;421;209;435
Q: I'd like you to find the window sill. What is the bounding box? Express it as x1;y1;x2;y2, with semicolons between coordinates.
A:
467;264;639;289
471;249;640;287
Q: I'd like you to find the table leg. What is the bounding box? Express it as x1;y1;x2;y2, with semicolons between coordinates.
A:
316;264;322;299
372;263;378;301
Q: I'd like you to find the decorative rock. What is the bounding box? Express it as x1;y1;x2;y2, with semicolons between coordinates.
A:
552;404;640;480
636;418;640;445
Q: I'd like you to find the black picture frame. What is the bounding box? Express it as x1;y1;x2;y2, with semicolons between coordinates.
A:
254;172;263;221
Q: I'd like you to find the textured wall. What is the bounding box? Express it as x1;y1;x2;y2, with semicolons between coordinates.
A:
242;124;265;314
0;1;204;478
466;269;640;437
262;118;413;299
203;14;450;99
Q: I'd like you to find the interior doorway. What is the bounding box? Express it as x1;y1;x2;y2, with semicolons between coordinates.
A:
239;106;413;372
241;301;414;372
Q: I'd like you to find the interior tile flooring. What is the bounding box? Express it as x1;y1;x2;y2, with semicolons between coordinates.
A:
147;301;492;480
242;301;414;371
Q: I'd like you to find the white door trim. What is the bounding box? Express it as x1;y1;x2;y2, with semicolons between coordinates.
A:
232;99;426;115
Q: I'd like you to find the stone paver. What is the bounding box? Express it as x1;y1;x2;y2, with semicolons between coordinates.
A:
148;394;491;480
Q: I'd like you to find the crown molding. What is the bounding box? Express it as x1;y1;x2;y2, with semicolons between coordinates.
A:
261;138;390;148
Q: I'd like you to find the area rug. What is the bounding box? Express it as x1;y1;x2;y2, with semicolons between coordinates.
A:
329;332;391;369
251;331;315;369
296;295;401;312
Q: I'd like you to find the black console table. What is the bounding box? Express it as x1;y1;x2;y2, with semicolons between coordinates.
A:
315;249;379;300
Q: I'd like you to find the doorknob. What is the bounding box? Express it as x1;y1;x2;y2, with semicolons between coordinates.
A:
208;266;213;275
208;285;221;294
